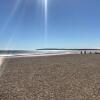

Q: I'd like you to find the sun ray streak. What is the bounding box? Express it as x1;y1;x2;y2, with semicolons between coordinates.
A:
44;0;48;47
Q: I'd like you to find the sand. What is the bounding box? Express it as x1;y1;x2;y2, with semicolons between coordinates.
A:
0;54;100;100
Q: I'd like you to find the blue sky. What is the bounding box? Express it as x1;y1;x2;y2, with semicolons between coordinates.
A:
0;0;100;50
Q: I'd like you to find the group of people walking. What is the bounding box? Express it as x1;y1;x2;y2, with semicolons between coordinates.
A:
80;51;92;54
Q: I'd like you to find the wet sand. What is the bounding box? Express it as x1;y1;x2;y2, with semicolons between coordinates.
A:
0;54;100;100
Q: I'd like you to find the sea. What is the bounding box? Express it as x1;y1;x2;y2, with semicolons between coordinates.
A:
0;50;100;58
0;50;79;57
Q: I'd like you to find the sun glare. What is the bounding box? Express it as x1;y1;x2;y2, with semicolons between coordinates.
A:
44;0;48;47
44;0;48;18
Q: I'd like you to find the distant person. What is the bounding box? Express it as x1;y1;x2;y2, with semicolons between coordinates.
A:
84;51;86;54
81;51;82;54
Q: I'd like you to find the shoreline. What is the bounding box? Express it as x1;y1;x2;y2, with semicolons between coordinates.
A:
0;52;77;58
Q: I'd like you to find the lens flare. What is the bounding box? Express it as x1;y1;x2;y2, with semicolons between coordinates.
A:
0;0;22;77
0;58;3;67
1;0;22;33
0;57;4;77
1;0;22;50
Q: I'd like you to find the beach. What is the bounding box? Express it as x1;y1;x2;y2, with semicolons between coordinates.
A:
0;54;100;99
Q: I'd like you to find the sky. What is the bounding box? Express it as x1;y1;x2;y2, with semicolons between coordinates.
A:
0;0;100;50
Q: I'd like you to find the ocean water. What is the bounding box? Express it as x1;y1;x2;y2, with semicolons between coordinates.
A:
0;50;100;57
0;50;79;57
